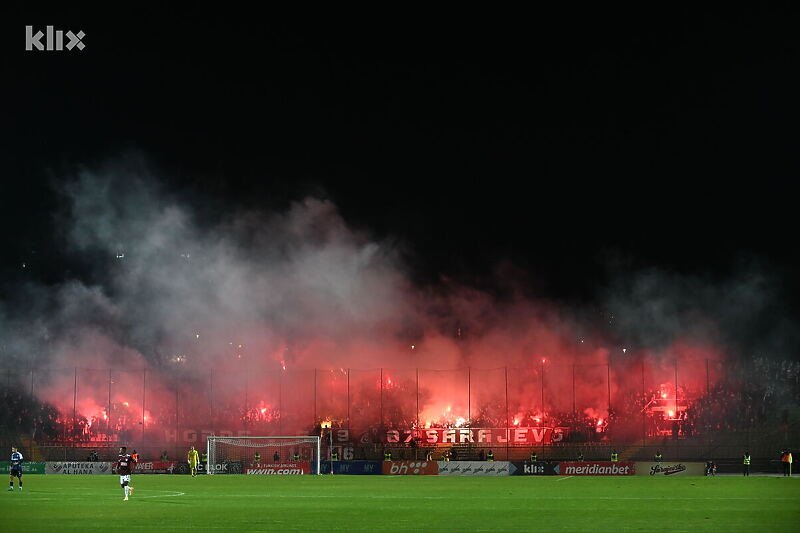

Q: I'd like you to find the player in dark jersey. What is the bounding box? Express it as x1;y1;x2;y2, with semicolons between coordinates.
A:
115;446;137;501
8;447;23;491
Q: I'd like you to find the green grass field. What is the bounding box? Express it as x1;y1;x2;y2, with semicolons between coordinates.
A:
1;474;798;532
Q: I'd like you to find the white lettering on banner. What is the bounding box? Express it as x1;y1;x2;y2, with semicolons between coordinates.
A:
385;461;436;475
459;429;474;443
45;462;113;475
247;468;303;475
436;461;512;476
443;430;456;443
563;463;634;475
477;429;490;443
387;430;400;443
635;462;706;476
245;462;309;475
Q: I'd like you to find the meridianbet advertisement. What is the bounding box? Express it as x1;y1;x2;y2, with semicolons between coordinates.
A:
560;461;635;475
635;462;706;476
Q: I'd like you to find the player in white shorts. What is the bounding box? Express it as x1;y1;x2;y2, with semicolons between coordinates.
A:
115;446;137;501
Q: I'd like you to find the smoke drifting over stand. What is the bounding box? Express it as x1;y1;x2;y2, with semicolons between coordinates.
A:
0;157;793;446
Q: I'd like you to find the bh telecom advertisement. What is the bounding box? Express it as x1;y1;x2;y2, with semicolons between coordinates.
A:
45;462;114;475
437;461;513;476
635;462;706;476
560;461;635;476
383;460;439;475
320;461;382;475
0;462;46;474
511;461;561;475
245;461;310;475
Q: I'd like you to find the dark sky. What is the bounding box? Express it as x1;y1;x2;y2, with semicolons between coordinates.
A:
3;6;799;304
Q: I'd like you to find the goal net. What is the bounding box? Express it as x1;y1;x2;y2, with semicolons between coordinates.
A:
206;436;321;475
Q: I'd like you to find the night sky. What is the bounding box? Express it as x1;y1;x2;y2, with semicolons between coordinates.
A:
3;7;800;346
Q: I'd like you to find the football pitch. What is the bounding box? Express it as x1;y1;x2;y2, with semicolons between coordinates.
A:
1;475;798;532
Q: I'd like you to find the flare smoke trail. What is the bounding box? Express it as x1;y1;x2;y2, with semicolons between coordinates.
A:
0;155;790;442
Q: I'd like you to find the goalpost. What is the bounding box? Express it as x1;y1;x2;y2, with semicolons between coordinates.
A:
206;436;321;475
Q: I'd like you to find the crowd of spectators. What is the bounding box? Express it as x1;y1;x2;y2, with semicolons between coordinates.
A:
2;357;799;444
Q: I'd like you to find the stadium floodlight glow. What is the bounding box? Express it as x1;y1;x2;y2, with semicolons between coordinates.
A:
206;436;321;475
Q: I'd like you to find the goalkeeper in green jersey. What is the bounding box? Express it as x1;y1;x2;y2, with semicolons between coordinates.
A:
188;446;200;477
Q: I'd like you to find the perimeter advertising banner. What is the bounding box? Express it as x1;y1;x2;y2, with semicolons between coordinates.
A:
635;462;706;476
560;461;635;476
437;461;513;476
45;462;113;475
0;462;46;474
134;461;179;474
511;461;560;475
245;461;310;475
382;460;439;475
320;461;382;475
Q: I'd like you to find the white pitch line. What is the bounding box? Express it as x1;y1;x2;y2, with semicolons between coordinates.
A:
136;490;186;499
13;490;185;502
200;493;798;501
556;476;574;481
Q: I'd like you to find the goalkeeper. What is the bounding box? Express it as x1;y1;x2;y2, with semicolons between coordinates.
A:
188;445;200;477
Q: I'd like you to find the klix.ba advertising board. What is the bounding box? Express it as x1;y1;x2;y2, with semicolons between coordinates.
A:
511;461;560;475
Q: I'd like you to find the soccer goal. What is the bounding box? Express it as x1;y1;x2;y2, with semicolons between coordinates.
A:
206;436;321;475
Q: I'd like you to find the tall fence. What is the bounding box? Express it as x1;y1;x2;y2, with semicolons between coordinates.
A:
3;355;791;453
